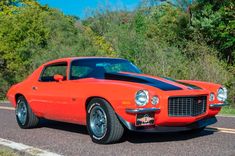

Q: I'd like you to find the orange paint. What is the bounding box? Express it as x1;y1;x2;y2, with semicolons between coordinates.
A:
7;57;223;127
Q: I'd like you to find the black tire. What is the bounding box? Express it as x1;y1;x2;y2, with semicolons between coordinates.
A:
16;96;39;129
86;98;124;144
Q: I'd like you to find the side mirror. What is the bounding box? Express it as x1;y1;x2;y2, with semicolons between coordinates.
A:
53;74;64;82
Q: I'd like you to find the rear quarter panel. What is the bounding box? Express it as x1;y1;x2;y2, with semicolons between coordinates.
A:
7;66;43;108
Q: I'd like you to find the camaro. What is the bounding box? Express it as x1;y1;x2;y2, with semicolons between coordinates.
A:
7;57;228;144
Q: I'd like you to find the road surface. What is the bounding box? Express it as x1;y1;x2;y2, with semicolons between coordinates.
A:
0;102;235;156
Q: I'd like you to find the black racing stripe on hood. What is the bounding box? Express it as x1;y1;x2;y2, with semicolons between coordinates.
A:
104;73;182;91
163;77;202;90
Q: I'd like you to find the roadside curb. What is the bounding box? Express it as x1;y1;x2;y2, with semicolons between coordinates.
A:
0;101;9;103
217;115;235;118
0;138;62;156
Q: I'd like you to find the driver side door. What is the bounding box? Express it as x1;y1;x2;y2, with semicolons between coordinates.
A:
31;62;72;121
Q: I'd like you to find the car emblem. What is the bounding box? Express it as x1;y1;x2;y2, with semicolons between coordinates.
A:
137;114;154;123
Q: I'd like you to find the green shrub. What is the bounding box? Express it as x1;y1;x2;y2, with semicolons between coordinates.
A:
0;0;234;108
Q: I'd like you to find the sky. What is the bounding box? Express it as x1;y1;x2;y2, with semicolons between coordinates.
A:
38;0;141;19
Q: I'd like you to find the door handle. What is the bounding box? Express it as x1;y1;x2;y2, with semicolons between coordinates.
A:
32;86;38;90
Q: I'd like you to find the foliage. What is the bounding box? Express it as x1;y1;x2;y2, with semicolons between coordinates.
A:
0;0;234;107
220;106;235;116
144;4;189;44
0;73;9;99
191;0;235;63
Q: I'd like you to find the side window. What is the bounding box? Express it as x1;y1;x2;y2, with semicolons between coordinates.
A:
70;65;93;80
104;64;122;73
40;62;67;82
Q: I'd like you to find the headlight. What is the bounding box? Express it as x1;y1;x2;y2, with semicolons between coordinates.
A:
217;87;227;102
135;90;149;106
209;93;215;101
151;96;159;105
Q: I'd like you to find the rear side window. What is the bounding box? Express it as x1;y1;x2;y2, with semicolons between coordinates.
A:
70;66;93;79
40;62;67;82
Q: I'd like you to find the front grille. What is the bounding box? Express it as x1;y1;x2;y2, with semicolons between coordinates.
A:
168;96;207;117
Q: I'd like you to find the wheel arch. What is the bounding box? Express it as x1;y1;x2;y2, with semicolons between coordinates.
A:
15;93;25;104
84;96;128;129
85;96;115;111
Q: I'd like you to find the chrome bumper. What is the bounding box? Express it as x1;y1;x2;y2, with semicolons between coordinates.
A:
126;108;160;114
209;102;228;108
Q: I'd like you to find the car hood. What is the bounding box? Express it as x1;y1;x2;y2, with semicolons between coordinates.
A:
103;72;201;91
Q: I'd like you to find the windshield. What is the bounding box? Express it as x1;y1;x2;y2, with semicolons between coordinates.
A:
70;58;141;80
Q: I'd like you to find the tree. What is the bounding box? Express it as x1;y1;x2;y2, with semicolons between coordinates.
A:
191;0;235;64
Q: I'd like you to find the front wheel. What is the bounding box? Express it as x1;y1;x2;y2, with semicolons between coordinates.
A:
86;98;124;144
16;96;39;129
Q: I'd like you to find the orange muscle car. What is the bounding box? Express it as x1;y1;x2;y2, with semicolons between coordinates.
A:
7;57;228;144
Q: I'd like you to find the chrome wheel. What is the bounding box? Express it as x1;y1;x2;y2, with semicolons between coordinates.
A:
16;100;27;125
89;105;107;138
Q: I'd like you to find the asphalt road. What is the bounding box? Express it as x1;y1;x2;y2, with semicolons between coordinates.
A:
0;102;235;156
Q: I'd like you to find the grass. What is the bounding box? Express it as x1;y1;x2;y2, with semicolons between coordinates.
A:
0;146;18;156
0;98;8;103
220;106;235;116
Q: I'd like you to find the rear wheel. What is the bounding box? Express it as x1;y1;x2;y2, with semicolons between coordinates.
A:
86;98;124;144
16;96;39;129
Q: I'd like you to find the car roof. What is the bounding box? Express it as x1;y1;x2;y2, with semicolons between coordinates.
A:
43;57;127;66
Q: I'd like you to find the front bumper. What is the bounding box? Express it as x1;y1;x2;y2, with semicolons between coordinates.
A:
117;115;217;132
115;94;227;130
126;108;160;114
122;100;227;127
209;102;228;108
